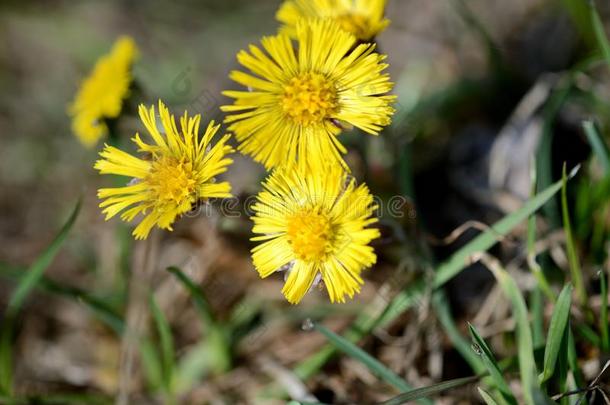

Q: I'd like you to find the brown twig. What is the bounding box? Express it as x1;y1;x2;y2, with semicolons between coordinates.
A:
116;230;160;405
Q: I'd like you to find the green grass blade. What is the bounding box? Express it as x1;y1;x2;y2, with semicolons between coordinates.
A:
557;328;570;405
72;294;124;335
452;0;502;69
432;292;485;374
480;257;538;405
560;0;595;45
313;323;431;404
0;264;124;335
167;266;232;380
166;267;215;325
469;324;516;404
42;284;124;335
149;295;175;396
567;328;585;388
478;387;501;405
590;0;610;70
600;270;609;352
532;388;560;405
175;327;232;393
575;323;601;347
540;284;573;383
375;279;426;329
561;165;587;306
435;175;568;287
139;339;164;392
380;375;481;405
528;161;555;302
8;199;82;313
0;199;81;395
175;341;212;393
531;289;545;348
583;120;610;175
537;85;572;229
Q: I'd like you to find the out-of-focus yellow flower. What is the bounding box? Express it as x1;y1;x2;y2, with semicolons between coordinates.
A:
95;101;234;240
277;0;389;41
70;36;138;147
250;164;379;304
221;19;395;171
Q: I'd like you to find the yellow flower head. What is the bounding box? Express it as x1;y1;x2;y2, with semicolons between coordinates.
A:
221;19;395;171
277;0;390;41
70;36;138;147
251;164;380;304
95;101;234;240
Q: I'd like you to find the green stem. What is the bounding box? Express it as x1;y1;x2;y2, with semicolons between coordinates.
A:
600;268;609;352
561;165;587;307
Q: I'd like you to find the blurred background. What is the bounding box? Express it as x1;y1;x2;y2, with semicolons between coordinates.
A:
1;0;610;404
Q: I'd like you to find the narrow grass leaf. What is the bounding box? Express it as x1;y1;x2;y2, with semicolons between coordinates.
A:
540;284;573;383
590;1;610;70
41;282;124;335
8;199;81;313
480;256;538;405
583;120;610;175
0;199;81;395
175;327;232;393
531;289;545;348
435;175;568;287
380;375;481;405
561;166;587;306
150;295;175;394
556;328;569;405
313;323;432;404
452;0;502;69
73;294;125;335
139;339;164;391
600;270;609;352
167;267;215;325
528;161;555;302
537;84;571;228
575;323;601;347
469;324;516;404
175;342;210;393
560;0;595;45
167;266;232;379
0;264;124;335
376;279;426;331
478;387;501;405
314;323;412;393
432;292;485;374
532;388;559;405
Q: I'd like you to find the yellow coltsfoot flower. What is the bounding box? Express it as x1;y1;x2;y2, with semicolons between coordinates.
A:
95;101;234;240
250;164;380;304
222;19;395;171
277;0;390;41
70;36;138;147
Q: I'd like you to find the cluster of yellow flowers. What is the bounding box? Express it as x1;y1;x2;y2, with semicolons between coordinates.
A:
71;0;394;304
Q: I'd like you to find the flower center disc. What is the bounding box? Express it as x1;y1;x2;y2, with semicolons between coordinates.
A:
287;209;334;262
148;156;197;206
282;72;338;126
